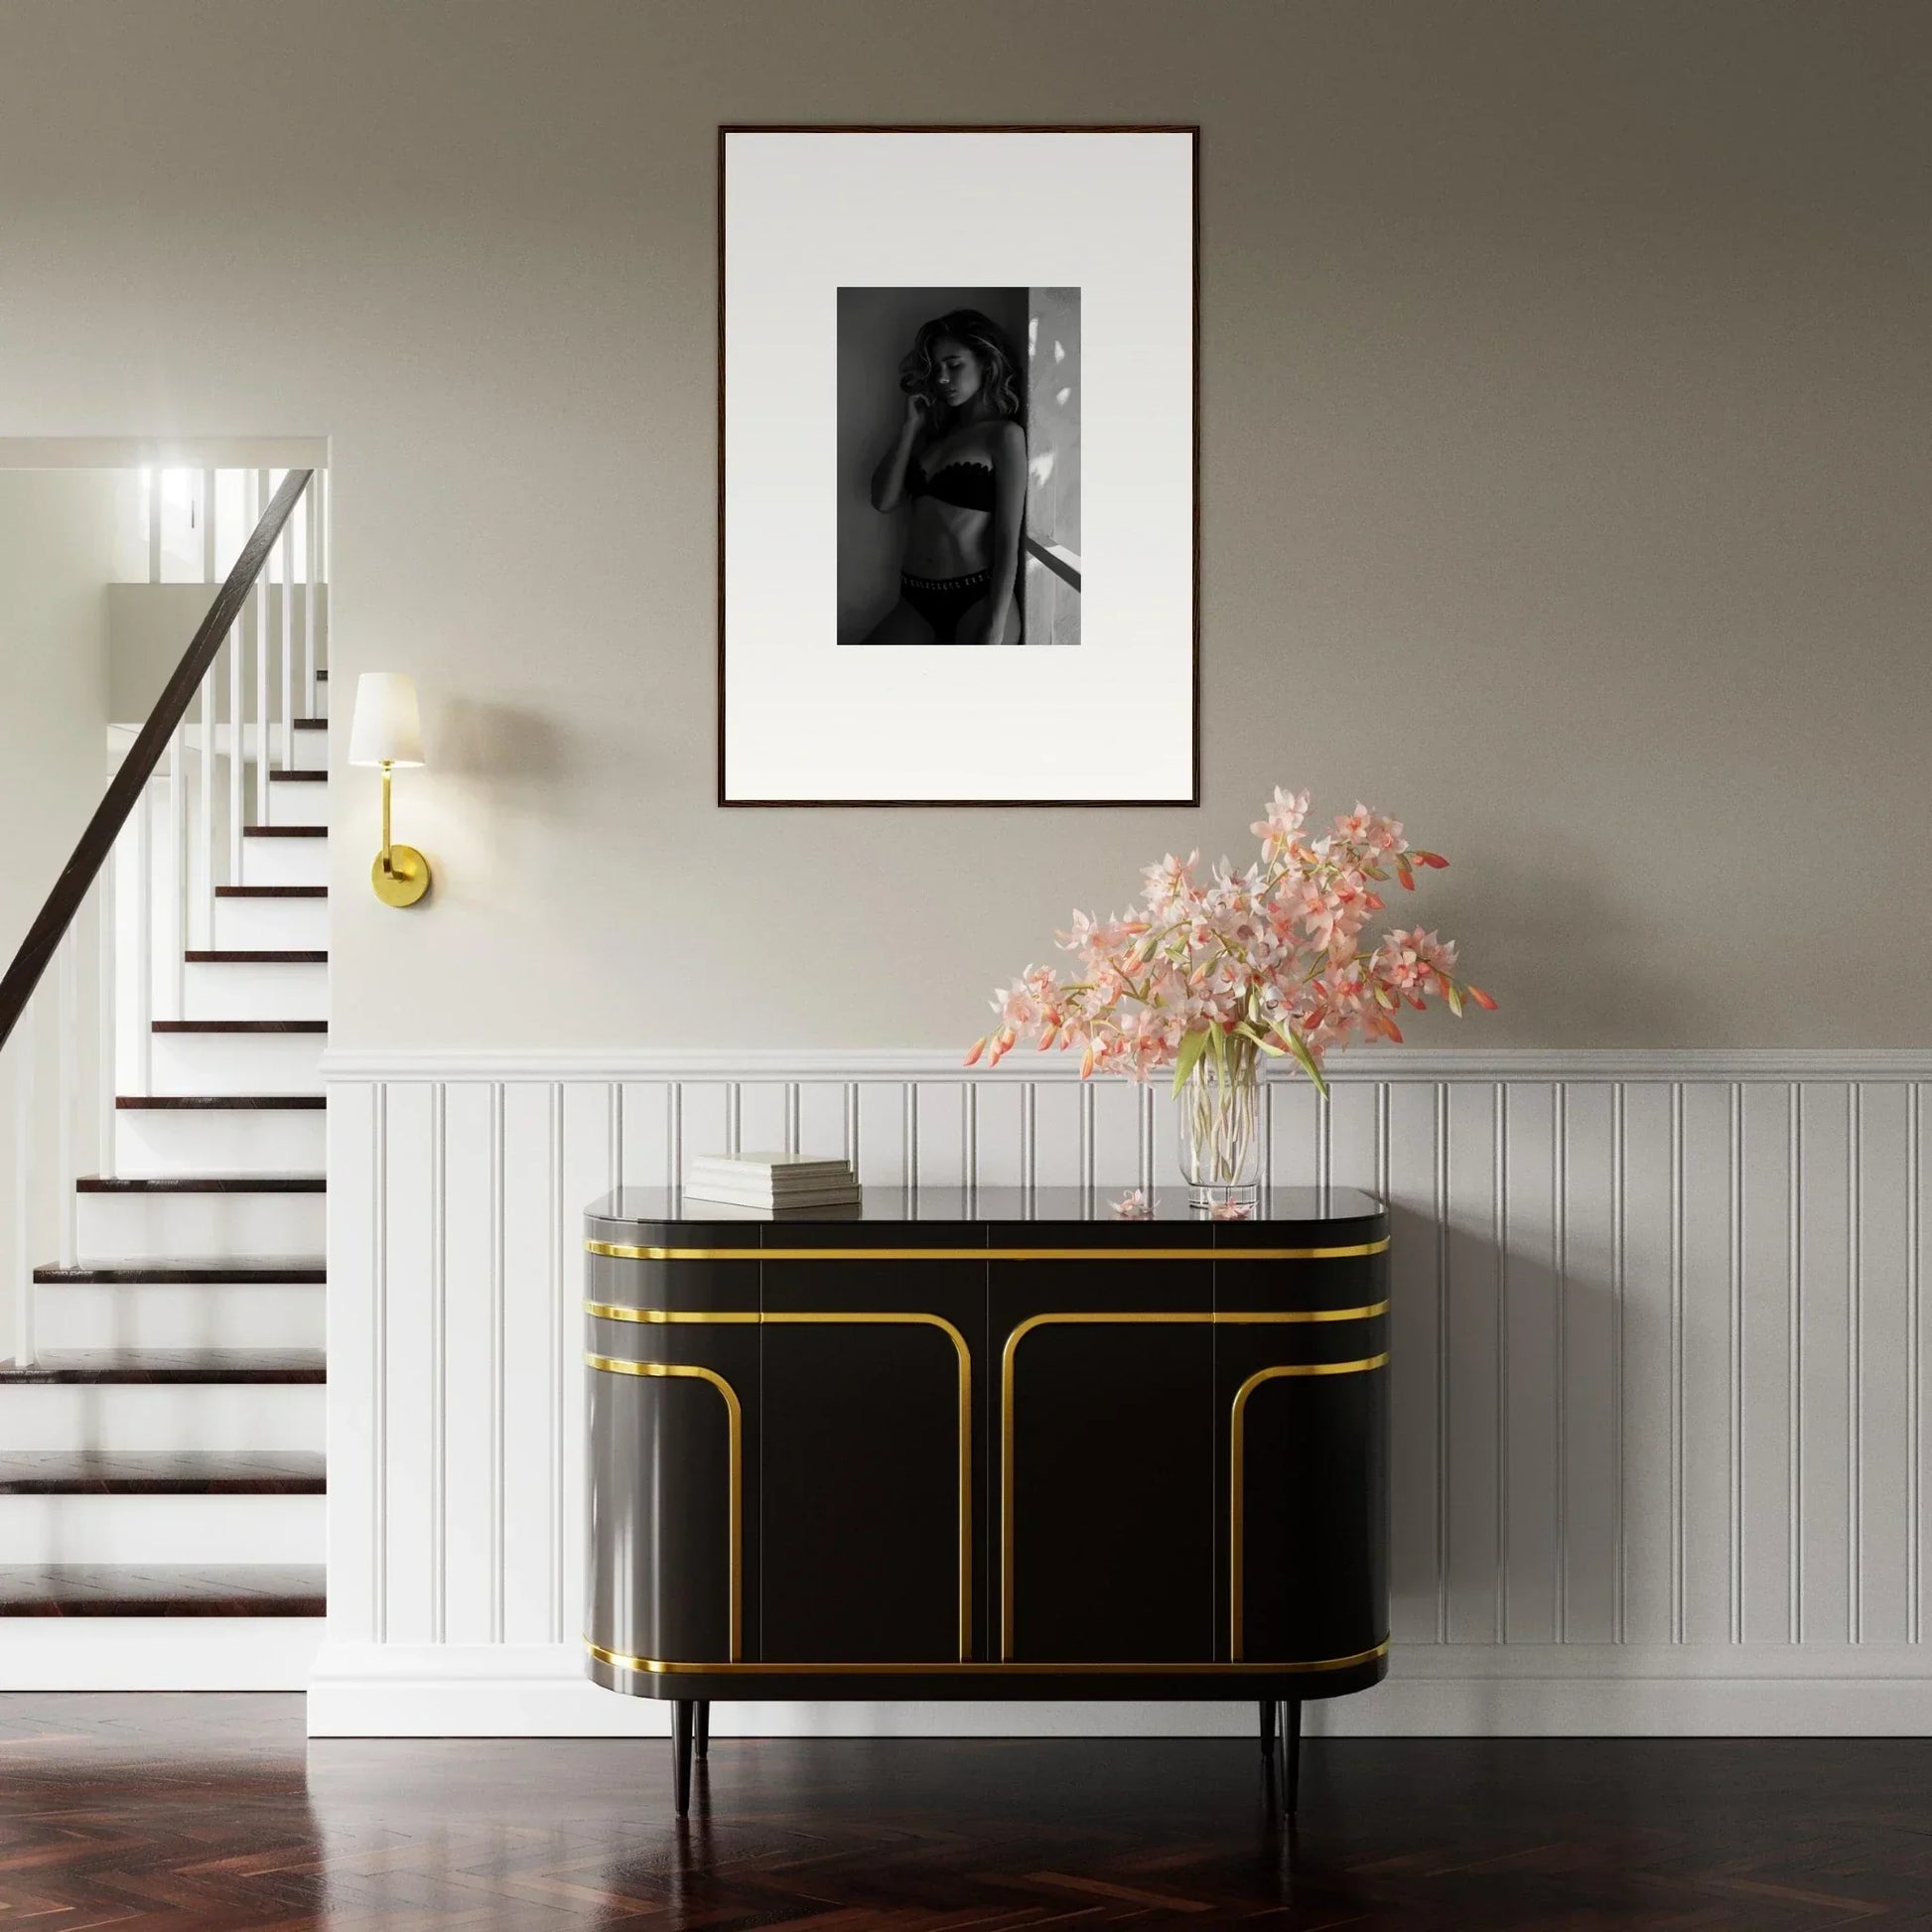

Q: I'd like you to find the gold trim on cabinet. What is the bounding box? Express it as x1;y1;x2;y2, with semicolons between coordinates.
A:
584;1310;974;1661
1228;1353;1390;1661
586;1239;1390;1263
585;1302;761;1324
583;1353;743;1662
585;1636;1391;1677
997;1311;1389;1661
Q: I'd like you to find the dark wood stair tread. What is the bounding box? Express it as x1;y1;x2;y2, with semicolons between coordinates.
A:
268;769;328;782
0;1565;325;1617
34;1258;326;1285
0;1450;325;1494
76;1173;324;1193
0;1349;324;1385
184;950;327;964
118;1095;326;1110
243;825;326;838
293;717;328;731
215;886;327;898
153;1020;327;1034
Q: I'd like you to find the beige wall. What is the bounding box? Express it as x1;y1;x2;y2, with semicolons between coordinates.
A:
0;0;1924;1049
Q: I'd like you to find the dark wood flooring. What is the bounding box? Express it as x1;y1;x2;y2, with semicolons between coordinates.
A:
0;1696;1929;1926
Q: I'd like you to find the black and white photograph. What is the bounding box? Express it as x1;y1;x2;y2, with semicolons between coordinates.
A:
837;287;1082;650
720;126;1195;804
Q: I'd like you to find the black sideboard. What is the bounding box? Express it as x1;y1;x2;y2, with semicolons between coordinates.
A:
583;1185;1390;1815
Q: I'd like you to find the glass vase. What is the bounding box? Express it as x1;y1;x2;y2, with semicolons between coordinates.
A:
1175;1044;1263;1211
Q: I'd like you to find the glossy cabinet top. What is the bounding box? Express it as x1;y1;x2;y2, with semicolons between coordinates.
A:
585;1185;1387;1245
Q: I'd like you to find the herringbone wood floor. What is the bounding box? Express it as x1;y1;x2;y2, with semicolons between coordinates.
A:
1;1696;1930;1927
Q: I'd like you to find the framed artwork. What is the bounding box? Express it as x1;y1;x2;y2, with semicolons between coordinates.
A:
718;125;1198;806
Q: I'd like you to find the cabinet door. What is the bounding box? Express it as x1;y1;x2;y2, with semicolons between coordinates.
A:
759;1248;987;1663
585;1243;761;1669
993;1258;1215;1663
1213;1251;1390;1664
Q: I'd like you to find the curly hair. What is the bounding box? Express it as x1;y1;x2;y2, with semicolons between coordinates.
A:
898;309;1024;423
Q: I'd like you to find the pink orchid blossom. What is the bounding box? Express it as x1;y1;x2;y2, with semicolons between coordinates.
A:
975;787;1491;1094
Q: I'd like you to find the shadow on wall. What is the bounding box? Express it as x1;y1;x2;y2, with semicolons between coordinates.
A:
835;287;1029;647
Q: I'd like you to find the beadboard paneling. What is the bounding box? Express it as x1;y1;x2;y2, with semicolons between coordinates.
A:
318;1052;1932;1734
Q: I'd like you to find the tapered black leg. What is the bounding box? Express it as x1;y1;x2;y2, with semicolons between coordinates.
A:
1258;1700;1277;1758
1284;1698;1302;1817
695;1701;711;1762
672;1700;695;1817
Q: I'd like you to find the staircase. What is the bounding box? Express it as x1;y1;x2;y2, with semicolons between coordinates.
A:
0;471;328;1687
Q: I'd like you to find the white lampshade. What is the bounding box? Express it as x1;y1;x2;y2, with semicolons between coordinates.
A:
347;672;426;768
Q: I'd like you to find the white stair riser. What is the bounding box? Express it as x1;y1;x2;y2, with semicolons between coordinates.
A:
213;897;328;951
35;1286;324;1351
0;1493;323;1565
242;836;328;889
0;1385;324;1453
77;1190;326;1264
290;729;328;773
150;1031;322;1095
267;782;329;829
116;1109;326;1176
183;959;328;1022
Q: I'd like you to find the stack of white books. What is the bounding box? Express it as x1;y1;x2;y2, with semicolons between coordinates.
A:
683;1153;861;1211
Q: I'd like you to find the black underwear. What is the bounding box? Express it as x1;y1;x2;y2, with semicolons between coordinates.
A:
900;568;991;644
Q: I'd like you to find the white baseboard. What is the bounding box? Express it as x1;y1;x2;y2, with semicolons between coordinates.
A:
305;1642;1932;1738
0;1619;324;1690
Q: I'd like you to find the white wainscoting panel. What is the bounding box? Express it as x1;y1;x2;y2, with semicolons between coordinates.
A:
313;1049;1932;1736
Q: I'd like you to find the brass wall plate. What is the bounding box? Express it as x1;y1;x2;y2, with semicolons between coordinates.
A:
372;843;431;907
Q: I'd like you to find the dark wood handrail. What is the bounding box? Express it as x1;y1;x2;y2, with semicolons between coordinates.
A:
0;468;315;1055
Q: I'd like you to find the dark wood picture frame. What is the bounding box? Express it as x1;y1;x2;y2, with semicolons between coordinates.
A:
717;124;1201;809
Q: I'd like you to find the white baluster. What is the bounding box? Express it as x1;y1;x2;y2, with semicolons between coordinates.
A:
134;776;152;1097
169;724;186;1020
228;644;245;889
230;473;248;886
200;665;215;948
57;931;76;1270
97;847;116;1182
255;469;271;824
304;478;319;707
12;1000;37;1366
318;469;329;678
280;507;294;772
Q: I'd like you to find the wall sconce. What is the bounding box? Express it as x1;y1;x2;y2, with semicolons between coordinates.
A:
348;672;432;907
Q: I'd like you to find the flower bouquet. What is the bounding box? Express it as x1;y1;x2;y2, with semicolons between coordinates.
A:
966;787;1493;1207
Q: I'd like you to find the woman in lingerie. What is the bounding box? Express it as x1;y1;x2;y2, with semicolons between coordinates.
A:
861;308;1027;647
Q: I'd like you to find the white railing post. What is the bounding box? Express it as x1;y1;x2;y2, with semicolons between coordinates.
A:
318;468;329;679
200;666;215;947
57;930;76;1270
229;468;249;884
169;724;186;1020
134;776;152;1097
202;466;217;583
12;1000;37;1366
303;477;319;707
147;468;163;584
280;505;294;771
97;847;116;1181
255;468;271;824
228;610;245;887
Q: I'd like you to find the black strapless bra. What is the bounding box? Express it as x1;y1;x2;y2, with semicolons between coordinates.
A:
908;458;996;512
